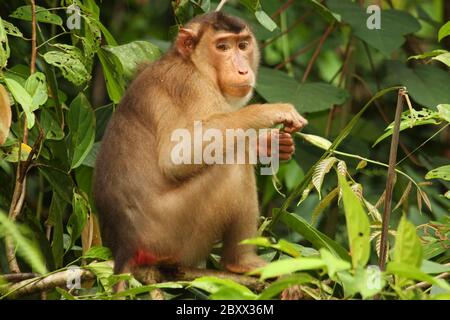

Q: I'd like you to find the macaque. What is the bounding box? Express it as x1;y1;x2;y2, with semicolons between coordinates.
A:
93;12;307;279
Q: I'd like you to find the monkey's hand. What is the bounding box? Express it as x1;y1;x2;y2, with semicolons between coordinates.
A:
272;103;308;134
258;130;295;161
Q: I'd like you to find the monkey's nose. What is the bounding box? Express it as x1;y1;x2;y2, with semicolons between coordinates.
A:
238;69;248;75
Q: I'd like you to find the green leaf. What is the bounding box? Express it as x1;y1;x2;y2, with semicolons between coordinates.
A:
24;72;48;110
280;211;350;261
0;210;47;274
0;17;10;69
432;52;450;67
40;108;64;140
307;0;340;23
338;175;370;268
4;76;35;129
437;104;450;123
2;20;23;38
98;49;125;103
241;237;300;257
438;21;450;42
10;5;63;25
425;165;450;181
327;0;420;55
256;67;349;113
393;216;423;268
384;62;450;108
387;262;450;291
297;132;332;150
43;50;90;86
254;10;277;32
257;273;314;300
67;191;89;252
285;161;304;191
81;142;101;167
38;165;73;204
373;109;440;146
47;193;66;268
190;276;257;300
319;248;351;278
68;94;95;169
83;246;112;261
408;49;447;61
239;0;259;11
253;257;325;280
421;260;450;274
103;41;161;79
338;267;385;299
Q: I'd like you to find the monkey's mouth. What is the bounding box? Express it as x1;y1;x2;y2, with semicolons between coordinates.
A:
229;83;254;89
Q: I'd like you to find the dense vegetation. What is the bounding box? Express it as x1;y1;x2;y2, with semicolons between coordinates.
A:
0;0;449;300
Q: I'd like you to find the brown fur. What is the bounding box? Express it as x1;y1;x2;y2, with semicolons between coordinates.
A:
93;12;307;275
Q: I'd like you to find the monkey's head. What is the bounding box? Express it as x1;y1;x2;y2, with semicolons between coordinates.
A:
175;12;260;107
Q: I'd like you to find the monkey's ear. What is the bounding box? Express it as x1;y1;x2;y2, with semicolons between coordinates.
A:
176;28;197;57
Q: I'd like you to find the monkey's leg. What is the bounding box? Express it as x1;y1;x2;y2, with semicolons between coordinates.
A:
221;204;267;274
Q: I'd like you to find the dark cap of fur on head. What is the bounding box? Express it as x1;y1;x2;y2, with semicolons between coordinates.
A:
187;11;247;34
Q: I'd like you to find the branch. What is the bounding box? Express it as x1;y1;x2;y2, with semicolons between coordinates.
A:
406;264;450;291
379;88;405;270
1;269;95;299
133;266;268;293
2;265;269;298
271;0;294;19
30;0;37;74
301;23;335;83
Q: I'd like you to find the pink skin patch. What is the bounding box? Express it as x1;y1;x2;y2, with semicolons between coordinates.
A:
131;249;158;266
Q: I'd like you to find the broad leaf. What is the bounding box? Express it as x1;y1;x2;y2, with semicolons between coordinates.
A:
67;191;89;252
253;257;325;280
0;17;10;69
327;0;420;55
68;94;96;169
256;67;348;113
280;211;350;261
438;21;450;42
103;41;161;79
0;210;47;274
190;276;257;300
425;165;450;181
43;49;90;86
338;175;371;268
10;5;63;25
393;216;423;268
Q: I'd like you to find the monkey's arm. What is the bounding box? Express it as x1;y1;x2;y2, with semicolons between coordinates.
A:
157;103;307;182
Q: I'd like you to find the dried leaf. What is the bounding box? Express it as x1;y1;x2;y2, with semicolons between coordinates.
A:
393;181;412;211
0;84;11;145
312;157;337;199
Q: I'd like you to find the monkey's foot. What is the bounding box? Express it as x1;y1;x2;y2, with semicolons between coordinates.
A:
224;255;267;274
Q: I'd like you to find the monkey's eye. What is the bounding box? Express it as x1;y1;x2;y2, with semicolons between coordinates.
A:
238;41;249;51
216;43;230;51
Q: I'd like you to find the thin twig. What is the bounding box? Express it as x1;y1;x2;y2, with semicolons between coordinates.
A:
6;0;40;274
379;88;406;270
30;0;37;74
271;0;294;19
302;23;335;83
215;0;228;11
275;38;319;70
406;263;450;291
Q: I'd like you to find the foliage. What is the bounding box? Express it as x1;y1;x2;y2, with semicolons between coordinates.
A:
0;0;449;300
